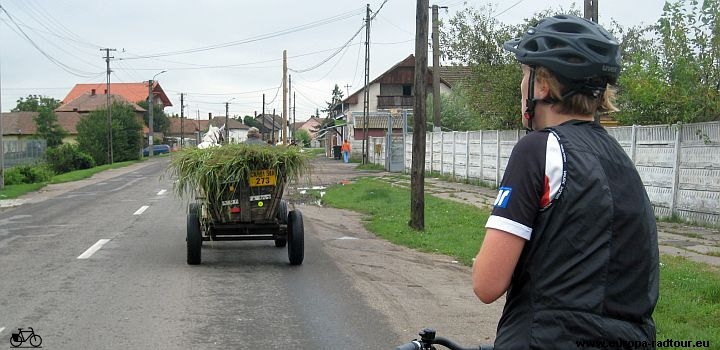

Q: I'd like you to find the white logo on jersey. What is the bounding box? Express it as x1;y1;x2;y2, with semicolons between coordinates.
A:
494;187;512;208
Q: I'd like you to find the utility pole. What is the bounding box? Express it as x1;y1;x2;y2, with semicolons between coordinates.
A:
262;94;266;141
362;3;371;164
432;4;447;132
584;0;598;23
411;0;429;231
272;108;276;143
289;74;293;140
293;91;296;142
225;102;230;143
180;93;184;147
101;48;116;164
148;70;166;158
345;84;352;97
282;50;288;144
0;45;4;189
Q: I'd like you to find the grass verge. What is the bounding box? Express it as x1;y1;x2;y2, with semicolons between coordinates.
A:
321;176;720;343
1;160;141;200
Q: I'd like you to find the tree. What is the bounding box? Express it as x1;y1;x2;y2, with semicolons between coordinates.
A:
243;115;259;128
137;100;170;134
12;95;61;112
294;129;312;147
322;84;344;117
34;107;67;148
76;102;143;165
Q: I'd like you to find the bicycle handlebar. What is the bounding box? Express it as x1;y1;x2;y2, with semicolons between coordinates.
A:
395;329;493;350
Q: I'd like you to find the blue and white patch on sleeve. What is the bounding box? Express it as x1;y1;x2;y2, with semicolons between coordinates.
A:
493;186;513;208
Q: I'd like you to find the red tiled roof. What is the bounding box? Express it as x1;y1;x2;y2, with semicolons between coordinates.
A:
56;93;146;113
62;82;172;107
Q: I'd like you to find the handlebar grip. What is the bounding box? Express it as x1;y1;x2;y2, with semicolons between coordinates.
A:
395;340;421;350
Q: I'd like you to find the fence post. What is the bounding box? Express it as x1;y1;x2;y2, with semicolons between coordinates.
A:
669;123;683;217
429;132;434;173
630;124;637;164
440;132;445;175
465;131;471;181
479;131;484;183
452;131;457;178
496;130;501;187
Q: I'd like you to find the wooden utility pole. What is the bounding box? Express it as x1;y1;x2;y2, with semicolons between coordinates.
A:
282;50;288;144
410;0;429;231
584;0;598;23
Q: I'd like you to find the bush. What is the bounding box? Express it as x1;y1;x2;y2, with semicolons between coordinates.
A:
44;143;96;174
4;164;54;185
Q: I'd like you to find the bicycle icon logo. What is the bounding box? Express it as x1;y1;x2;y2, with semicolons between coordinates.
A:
9;327;42;348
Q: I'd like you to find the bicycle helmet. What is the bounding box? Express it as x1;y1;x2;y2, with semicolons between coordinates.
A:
504;14;621;88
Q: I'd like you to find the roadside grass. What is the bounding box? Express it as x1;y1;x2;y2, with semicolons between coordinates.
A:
0;160;140;200
355;163;385;171
321;177;720;343
322;177;487;265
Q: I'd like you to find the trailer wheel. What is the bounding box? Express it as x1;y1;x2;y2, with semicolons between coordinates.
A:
187;203;202;265
287;210;304;265
275;200;288;247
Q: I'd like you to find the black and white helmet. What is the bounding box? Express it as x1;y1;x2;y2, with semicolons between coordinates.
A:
504;14;621;87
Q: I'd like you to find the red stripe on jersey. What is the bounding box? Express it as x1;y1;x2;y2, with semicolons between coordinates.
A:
541;175;551;208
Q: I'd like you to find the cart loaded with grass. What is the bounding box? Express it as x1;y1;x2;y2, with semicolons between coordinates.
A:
168;144;310;265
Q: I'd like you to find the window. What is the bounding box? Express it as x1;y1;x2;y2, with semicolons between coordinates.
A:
402;85;412;96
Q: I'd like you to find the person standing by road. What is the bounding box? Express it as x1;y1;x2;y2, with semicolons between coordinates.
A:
341;139;351;163
243;127;266;145
471;15;659;349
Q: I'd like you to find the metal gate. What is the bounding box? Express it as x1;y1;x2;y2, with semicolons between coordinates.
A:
384;111;408;173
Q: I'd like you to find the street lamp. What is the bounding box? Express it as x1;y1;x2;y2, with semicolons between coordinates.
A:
224;97;235;143
148;70;167;157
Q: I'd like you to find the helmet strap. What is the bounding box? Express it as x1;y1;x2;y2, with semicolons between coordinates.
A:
523;66;537;134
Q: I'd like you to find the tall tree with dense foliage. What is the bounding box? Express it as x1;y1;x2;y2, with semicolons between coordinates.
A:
34;107;67;148
76;102;143;165
615;0;720;124
12;95;61;112
137;100;170;134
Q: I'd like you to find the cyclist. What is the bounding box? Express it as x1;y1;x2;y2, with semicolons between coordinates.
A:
472;15;659;349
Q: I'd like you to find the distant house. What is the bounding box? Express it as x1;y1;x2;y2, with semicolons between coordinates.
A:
165;117;208;147
291;116;322;147
0;111;81;167
63;82;172;108
255;114;285;143
208;116;249;144
328;54;460;146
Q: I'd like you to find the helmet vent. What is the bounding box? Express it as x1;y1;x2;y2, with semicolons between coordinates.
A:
561;54;586;64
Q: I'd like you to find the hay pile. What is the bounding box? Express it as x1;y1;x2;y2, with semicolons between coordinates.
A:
168;144;311;207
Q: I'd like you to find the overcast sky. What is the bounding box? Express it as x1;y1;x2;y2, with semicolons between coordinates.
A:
0;0;666;121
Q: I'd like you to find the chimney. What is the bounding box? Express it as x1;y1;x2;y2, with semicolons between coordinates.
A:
208;112;212;121
91;89;96;95
104;89;108;94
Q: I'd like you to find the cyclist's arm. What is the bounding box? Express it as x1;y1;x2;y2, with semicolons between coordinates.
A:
472;228;525;303
472;131;558;303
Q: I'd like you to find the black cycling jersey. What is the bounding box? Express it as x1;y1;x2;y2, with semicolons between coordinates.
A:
486;120;659;349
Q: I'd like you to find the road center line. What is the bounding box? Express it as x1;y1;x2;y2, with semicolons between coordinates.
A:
77;239;111;259
0;327;5;334
133;205;149;215
157;189;167;196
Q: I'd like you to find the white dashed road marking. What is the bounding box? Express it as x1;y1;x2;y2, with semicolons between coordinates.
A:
133;205;149;215
77;239;111;259
157;189;167;196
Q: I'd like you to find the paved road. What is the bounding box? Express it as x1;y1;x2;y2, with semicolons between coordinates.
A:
0;157;399;349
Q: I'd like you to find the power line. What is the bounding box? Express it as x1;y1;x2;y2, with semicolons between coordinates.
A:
121;8;364;60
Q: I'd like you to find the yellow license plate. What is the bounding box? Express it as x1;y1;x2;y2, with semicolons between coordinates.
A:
249;169;277;187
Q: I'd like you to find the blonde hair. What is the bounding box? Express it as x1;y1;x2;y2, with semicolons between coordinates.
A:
535;67;618;116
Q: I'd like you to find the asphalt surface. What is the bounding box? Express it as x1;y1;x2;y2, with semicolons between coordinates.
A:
0;157;399;349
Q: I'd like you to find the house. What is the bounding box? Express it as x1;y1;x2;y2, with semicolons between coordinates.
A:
208;116;250;144
165;117;208;147
63;82;172;108
291;116;322;147
1;111;82;167
255;114;285;143
326;54;459;151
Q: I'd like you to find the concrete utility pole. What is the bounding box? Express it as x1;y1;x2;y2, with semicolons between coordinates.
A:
0;45;4;189
262;94;266;141
432;4;447;132
282;50;288;144
411;0;429;231
148;70;166;158
101;48;116;164
362;3;371;164
584;0;598;23
180;93;184;147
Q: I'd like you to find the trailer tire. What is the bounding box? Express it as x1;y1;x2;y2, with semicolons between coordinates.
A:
287;210;304;265
275;200;288;247
187;203;202;265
